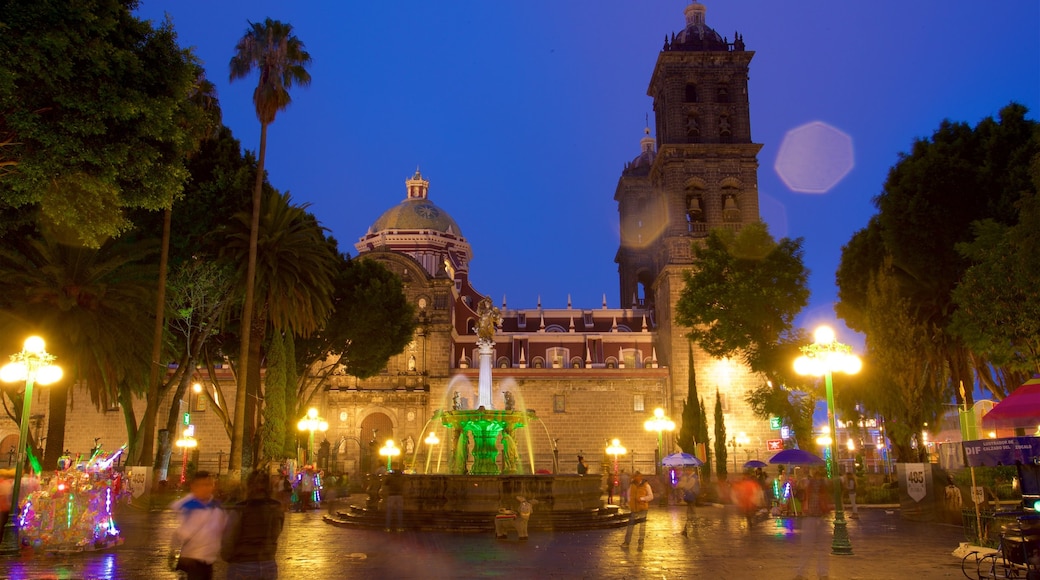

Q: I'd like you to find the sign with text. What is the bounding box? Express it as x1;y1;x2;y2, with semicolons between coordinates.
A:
962;436;1040;467
904;462;927;502
767;439;783;451
769;417;782;430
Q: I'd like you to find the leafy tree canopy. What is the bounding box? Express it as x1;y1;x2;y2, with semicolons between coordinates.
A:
0;0;208;246
675;221;810;380
295;257;417;380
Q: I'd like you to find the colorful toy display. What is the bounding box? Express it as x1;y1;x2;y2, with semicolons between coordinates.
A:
16;445;128;552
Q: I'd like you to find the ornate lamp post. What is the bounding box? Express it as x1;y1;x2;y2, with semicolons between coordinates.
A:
379;440;400;472
297;407;328;466
606;438;626;504
0;336;62;554
644;408;674;476
424;432;439;474
795;325;861;556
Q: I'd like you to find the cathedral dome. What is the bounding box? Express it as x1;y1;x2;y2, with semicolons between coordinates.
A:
669;2;731;52
623;128;657;176
370;198;463;235
366;170;463;236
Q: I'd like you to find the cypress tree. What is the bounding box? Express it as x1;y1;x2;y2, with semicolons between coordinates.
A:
714;389;727;481
262;332;287;462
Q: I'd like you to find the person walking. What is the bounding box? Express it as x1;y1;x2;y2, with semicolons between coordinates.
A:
618;469;631;505
383;470;405;532
222;471;285;580
844;472;858;517
621;470;653;551
169;471;226;580
795;468;832;580
679;468;700;537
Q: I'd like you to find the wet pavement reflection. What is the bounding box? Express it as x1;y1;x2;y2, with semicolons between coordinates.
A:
0;500;968;579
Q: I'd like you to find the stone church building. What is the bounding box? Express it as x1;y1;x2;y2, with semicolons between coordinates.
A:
1;3;776;479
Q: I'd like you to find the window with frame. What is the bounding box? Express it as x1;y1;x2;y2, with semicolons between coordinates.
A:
633;394;645;412
553;395;566;413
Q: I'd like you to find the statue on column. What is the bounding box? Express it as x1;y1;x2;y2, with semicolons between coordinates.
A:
476;296;501;343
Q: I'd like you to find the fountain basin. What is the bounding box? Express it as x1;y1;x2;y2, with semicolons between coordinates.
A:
323;473;629;531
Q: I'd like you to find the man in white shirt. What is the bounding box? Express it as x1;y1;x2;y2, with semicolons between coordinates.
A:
170;471;226;580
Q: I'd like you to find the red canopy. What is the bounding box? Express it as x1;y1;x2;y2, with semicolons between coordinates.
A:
982;377;1040;430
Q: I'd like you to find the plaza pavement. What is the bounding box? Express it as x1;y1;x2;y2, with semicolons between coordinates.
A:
0;498;969;579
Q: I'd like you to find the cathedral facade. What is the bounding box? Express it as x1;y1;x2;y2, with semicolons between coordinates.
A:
327;2;774;477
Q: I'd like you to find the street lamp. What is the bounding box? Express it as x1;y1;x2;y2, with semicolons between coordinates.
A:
424;432;439;474
606;438;626;504
0;336;62;554
644;408;674;476
730;432;749;474
795;325;861;556
297;407;328;467
379;439;400;472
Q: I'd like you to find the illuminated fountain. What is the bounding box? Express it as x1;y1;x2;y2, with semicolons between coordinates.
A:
438;297;532;475
325;297;624;531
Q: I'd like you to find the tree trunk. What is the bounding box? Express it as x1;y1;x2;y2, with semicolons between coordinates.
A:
42;381;67;470
138;206;172;466
230;120;268;480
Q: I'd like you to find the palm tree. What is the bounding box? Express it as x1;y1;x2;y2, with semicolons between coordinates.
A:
221;189;336;468
228;18;312;478
0;237;157;469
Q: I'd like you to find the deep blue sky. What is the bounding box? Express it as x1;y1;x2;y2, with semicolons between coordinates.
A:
135;1;1039;347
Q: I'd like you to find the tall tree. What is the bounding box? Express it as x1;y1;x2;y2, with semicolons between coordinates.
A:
951;156;1040;394
714;390;727;481
0;0;203;246
677;345;700;455
228;18;312;479
675;221;810;387
292;257;416;410
138;72;223;466
261;331;287;463
220;189;336;469
842;104;1040;406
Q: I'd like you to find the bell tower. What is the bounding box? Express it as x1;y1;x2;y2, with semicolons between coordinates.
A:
615;2;763;428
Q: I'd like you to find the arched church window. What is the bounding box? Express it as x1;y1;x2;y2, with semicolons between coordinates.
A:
685;83;698;103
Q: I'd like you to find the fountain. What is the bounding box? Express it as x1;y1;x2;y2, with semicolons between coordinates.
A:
439;297;531;476
324;297;628;531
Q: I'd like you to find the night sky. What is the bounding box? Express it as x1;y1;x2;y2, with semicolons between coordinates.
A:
134;0;1040;348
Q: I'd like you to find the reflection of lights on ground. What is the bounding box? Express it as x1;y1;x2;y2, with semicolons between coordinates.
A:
775;121;854;194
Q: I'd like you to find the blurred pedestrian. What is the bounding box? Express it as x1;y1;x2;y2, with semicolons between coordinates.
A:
795;468;831;579
169;471;226;580
621;470;653;551
679;468;700;537
0;474;11;543
619;469;631;504
844;472;858;517
222;471;285;580
383;470;405;532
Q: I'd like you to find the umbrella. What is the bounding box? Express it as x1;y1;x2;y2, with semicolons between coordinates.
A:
743;460;768;469
981;377;1040;430
768;448;825;465
661;452;703;467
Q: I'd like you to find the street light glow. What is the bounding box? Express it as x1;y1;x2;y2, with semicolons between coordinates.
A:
1;336;61;553
795;324;859;556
